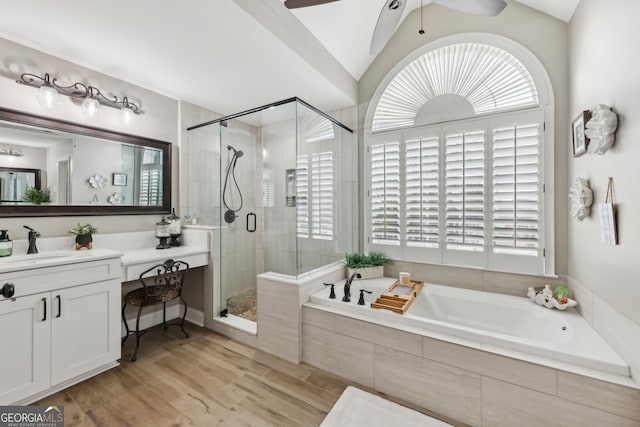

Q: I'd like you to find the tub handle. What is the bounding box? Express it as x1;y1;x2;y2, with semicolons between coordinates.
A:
358;289;373;306
324;283;336;299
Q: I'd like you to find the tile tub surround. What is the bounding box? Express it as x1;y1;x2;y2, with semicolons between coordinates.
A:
385;259;565;297
568;275;640;384
302;305;640;426
310;278;629;377
211;261;346;362
256;262;346;363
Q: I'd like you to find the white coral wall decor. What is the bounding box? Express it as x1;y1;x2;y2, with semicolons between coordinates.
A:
569;177;594;220
585;104;618;155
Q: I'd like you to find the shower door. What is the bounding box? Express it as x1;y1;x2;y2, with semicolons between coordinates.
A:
219;122;261;320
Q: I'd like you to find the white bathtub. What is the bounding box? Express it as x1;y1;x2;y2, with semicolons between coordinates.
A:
309;277;629;377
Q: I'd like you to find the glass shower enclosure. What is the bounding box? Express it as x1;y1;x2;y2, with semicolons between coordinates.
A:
186;98;356;323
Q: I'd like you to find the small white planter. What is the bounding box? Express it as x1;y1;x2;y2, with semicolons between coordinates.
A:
346;265;383;280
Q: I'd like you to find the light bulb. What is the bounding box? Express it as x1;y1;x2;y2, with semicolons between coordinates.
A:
120;106;134;125
37;85;59;109
81;96;101;118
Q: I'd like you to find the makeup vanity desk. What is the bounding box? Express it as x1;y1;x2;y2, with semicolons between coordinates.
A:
0;228;210;405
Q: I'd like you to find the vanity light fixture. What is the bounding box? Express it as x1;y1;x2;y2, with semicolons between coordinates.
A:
0;146;24;157
81;87;101;118
35;73;60;109
16;72;143;122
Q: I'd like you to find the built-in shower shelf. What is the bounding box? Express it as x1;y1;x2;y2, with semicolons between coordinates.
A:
371;279;424;314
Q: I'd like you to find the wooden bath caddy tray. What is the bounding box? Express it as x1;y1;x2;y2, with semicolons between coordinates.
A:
371;279;424;314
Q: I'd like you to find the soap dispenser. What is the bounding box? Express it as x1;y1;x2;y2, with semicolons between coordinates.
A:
0;230;12;257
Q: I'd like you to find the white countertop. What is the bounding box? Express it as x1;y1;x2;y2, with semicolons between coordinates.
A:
0;248;123;274
0;229;210;277
120;246;209;266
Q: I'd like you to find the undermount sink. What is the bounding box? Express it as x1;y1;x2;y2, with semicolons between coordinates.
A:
0;252;75;265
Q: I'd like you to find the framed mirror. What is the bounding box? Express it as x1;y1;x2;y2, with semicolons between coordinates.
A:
0;107;171;217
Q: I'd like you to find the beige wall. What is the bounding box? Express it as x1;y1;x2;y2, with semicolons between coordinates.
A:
0;37;179;239
357;1;570;275
568;2;640;328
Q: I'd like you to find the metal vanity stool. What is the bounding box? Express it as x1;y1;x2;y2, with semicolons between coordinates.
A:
121;259;190;361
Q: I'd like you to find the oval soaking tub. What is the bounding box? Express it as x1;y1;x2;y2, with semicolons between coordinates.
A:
309;277;629;377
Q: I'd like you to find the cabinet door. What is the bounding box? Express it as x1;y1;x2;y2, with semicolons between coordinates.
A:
0;293;51;404
51;279;121;385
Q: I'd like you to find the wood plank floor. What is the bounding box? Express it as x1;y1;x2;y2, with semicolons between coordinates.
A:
36;324;463;426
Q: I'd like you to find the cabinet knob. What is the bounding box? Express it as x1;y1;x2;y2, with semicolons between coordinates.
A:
1;283;15;298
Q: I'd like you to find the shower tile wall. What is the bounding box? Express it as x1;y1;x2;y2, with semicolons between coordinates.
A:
186;126;219;226
180;100;222;221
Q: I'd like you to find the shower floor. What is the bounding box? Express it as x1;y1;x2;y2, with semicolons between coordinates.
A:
226;288;257;322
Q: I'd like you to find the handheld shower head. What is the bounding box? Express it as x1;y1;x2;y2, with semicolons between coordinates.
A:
227;145;244;158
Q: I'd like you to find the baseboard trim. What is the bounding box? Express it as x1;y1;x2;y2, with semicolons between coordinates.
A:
122;306;205;336
185;308;205;327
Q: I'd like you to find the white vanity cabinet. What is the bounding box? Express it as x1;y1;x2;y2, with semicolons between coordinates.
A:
0;253;121;405
0;292;51;404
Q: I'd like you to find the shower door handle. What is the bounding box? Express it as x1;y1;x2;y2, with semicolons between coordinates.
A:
247;213;256;233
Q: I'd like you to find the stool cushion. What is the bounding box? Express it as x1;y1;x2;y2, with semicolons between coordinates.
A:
124;285;180;306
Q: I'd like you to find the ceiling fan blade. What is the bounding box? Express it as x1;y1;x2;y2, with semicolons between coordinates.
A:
431;0;507;16
370;0;407;56
284;0;340;9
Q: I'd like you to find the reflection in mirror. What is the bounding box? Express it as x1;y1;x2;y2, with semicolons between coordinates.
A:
0;167;40;203
0;107;171;216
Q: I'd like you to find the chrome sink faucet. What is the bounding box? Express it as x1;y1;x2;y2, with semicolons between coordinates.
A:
24;225;40;254
342;271;362;302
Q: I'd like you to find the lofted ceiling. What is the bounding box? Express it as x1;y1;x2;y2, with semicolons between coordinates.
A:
289;0;580;79
0;0;579;120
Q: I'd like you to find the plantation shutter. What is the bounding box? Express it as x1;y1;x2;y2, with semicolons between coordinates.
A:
372;43;539;132
405;136;439;248
139;149;162;206
492;121;540;256
370;141;401;245
296;155;309;238
311;152;333;239
445;130;485;251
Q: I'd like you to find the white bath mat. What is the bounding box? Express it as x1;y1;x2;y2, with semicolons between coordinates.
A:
320;386;453;427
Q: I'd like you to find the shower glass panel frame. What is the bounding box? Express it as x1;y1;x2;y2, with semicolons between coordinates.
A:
186;97;356;321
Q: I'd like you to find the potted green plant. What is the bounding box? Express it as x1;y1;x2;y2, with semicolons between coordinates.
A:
553;286;570;304
345;251;391;280
23;187;51;205
68;223;98;250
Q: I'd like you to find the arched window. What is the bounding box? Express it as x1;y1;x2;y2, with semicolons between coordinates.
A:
365;34;554;276
372;43;539;132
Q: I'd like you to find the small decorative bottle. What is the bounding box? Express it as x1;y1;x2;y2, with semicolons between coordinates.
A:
167;208;182;247
155;217;171;249
0;230;12;257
